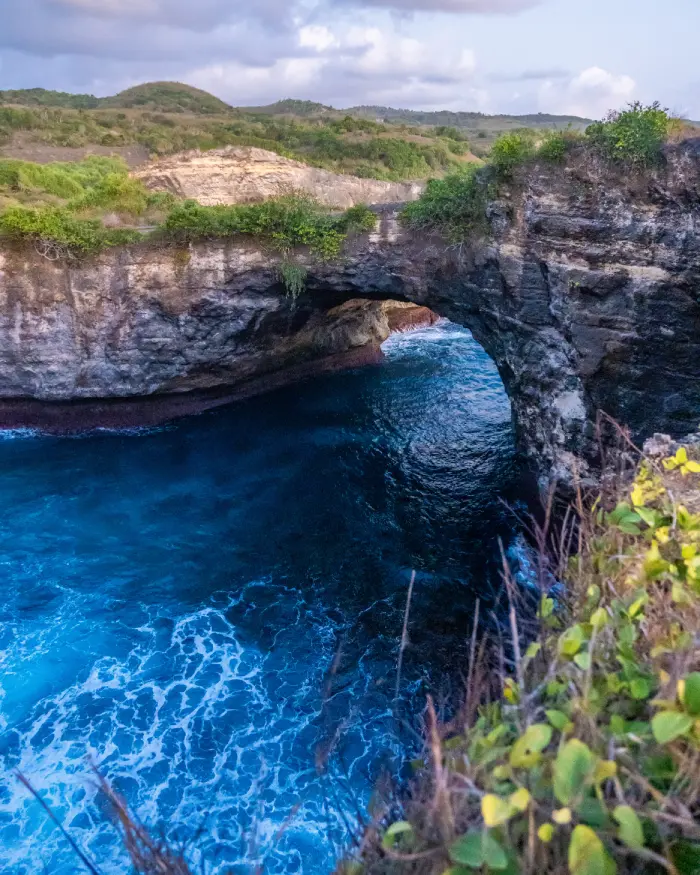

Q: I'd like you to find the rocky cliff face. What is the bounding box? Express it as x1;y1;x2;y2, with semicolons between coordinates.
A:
1;142;699;483
134;147;423;209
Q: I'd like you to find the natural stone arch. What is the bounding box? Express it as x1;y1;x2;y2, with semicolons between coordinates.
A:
2;142;700;485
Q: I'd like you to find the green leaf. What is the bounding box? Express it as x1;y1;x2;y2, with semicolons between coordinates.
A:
613;806;644;850
671;841;700;875
574;652;591;671
553;739;596;805
559;625;585;657
449;831;508;871
590;608;608;629
382;821;413;849
651;711;694;745
540;596;555;619
630;678;651;700
450;833;483;868
569;825;615;875
546;709;570;731
482;833;509;871
509;723;553;768
578;798;609;828
684;673;700;716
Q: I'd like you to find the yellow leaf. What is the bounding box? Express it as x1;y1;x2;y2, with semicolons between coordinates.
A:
552;807;572;825
678;679;686;705
685;460;700;474
677;448;689;465
630;484;645;507
481;794;515;828
594;760;617;783
538;824;554;843
509;788;531;812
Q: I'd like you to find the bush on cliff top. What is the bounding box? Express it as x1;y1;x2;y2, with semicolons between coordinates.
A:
161;196;376;259
586;102;673;167
0;205;142;254
401;164;492;242
359;444;700;875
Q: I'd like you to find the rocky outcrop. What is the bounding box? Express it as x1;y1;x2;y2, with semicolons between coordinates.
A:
134;147;423;208
2;142;700;483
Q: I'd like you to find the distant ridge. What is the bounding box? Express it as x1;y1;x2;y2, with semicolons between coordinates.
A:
0;81;592;128
347;105;592;129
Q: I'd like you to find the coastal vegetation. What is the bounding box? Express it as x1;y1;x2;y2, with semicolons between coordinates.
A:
0;102;683;270
402;104;678;243
360;442;700;875
0;81;597;179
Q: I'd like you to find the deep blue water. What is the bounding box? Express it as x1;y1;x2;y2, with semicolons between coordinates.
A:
0;322;519;874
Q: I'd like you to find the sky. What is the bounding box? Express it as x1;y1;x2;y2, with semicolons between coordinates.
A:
0;0;698;119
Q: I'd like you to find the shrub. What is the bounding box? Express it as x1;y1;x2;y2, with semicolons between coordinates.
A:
586;102;672;167
68;172;150;215
538;131;569;163
490;131;536;178
160;195;372;259
338;204;378;233
368;446;700;875
401;166;491;242
0;205;141;254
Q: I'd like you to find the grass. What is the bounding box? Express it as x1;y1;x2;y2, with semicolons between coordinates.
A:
0;153;377;260
355;435;700;875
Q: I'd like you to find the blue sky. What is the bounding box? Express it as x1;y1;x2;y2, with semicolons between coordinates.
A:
0;0;696;118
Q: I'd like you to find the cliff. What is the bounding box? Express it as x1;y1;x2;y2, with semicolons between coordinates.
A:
134;147;424;209
1;141;699;483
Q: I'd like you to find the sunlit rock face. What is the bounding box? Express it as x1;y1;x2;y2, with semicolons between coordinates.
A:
1;141;699;482
134;146;424;209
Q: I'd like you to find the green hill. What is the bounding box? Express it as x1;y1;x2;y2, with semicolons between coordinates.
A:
0;88;100;109
349;104;592;130
101;82;233;114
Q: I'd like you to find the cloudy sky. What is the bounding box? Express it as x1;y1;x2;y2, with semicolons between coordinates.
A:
0;0;697;119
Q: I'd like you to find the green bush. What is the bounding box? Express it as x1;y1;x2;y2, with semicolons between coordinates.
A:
586;102;672;167
401;166;491;242
160;195;373;259
0;205;142;253
490;131;536;178
538;131;569;162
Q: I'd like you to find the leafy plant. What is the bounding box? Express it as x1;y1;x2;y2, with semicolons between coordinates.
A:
586;102;672;167
490;131;536;178
278;263;308;299
367;445;700;875
401;165;492;243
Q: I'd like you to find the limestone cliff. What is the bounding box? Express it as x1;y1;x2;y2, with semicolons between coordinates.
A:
134;147;423;209
1;141;699;483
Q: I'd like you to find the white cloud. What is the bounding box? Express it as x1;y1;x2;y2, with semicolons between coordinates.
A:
537;66;636;118
332;0;540;12
190;22;480;107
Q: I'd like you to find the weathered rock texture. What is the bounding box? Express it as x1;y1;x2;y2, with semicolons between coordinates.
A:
2;141;700;482
134;147;423;208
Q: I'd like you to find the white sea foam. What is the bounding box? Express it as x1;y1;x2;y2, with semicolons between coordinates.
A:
0;586;380;875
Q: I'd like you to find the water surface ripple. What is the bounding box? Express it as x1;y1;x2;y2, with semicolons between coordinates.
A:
0;322;519;874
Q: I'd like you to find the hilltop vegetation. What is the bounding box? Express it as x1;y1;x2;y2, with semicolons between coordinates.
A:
402;104;681;242
0;80;597;179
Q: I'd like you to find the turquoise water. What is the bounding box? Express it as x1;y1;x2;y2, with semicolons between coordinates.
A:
0;322;519;874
